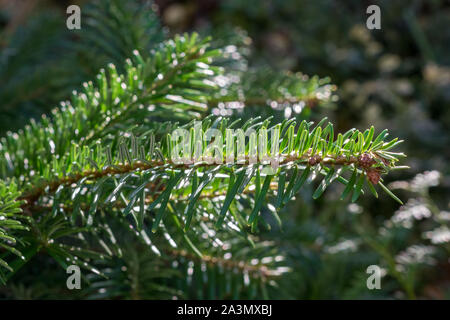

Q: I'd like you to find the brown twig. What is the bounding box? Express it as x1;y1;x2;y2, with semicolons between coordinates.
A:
19;152;377;212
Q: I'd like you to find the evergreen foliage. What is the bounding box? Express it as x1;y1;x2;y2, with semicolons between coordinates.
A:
5;0;445;300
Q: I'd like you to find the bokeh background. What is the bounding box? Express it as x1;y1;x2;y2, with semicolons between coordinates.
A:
0;0;449;299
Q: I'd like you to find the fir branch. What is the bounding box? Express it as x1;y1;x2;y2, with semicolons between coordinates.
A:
0;180;29;283
0;33;221;181
15;116;405;236
18;150;381;208
207;70;336;114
